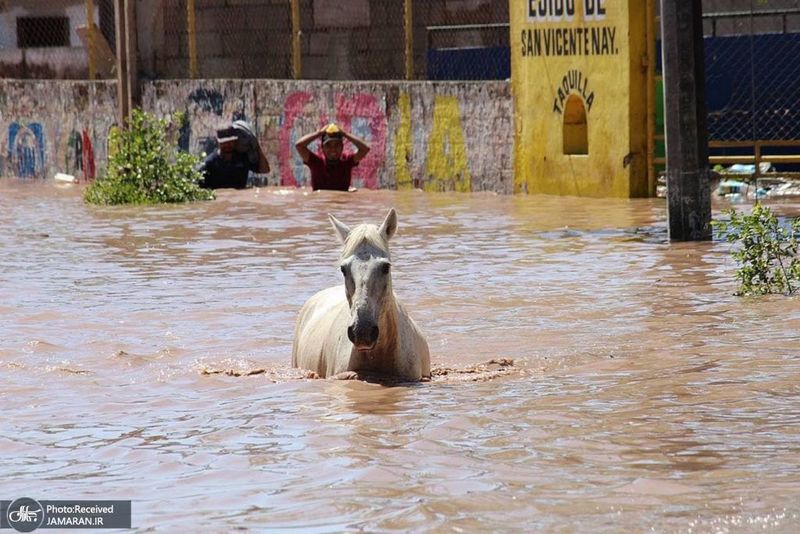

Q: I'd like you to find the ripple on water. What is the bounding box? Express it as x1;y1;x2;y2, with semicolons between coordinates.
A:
2;183;800;531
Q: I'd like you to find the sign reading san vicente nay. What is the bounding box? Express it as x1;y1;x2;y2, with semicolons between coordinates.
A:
521;0;618;57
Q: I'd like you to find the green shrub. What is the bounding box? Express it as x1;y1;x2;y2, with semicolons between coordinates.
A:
713;203;800;295
84;109;214;205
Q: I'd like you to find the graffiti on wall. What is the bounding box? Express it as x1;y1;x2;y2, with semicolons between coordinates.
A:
8;122;45;178
2;122;101;181
394;93;415;189
273;90;471;190
1;82;502;192
426;95;472;192
279;91;319;188
185;87;249;156
276;91;388;189
333;93;387;190
82;130;96;180
58;129;97;180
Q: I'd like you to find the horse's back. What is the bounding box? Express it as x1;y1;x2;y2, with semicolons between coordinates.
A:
292;286;349;376
395;302;431;379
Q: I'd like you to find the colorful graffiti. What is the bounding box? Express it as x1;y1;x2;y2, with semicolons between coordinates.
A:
279;91;320;188
188;88;225;116
8;122;45;178
274;90;468;190
333;93;386;190
426;95;472;192
394;92;414;189
1;81;510;192
82;130;96;180
277;91;387;189
1;122;100;181
1;81;125;182
60;129;96;180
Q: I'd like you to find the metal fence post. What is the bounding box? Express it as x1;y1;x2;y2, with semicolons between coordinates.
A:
645;0;656;196
125;0;139;111
292;0;301;79
85;0;96;80
114;0;129;124
187;0;198;78
404;0;413;80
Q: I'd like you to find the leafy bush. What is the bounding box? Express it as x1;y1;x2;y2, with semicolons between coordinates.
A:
84;109;214;205
713;203;800;295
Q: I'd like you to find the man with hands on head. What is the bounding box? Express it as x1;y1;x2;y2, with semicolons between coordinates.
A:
295;123;370;191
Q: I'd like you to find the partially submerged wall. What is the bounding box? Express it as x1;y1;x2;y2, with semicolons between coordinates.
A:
0;80;117;181
0;79;514;193
142;80;513;192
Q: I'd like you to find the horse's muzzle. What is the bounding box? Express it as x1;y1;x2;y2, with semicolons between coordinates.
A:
348;324;379;351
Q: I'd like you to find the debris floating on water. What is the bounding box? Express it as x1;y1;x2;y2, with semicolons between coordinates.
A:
199;358;517;383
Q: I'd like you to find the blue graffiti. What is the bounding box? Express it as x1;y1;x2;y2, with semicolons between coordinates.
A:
8;122;45;178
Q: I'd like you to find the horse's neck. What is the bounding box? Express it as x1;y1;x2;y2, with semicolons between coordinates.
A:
376;294;400;354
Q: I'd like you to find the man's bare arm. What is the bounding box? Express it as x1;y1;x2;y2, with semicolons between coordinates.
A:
343;130;371;163
295;126;326;163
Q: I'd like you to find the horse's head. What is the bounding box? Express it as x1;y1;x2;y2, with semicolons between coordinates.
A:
329;208;398;352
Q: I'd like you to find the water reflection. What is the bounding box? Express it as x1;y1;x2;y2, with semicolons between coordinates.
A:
326;380;411;415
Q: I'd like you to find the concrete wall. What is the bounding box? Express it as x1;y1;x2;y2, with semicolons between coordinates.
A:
0;80;117;180
0;79;514;193
512;0;649;198
143;79;513;192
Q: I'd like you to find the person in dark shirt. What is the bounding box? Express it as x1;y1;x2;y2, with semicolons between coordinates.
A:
200;122;270;189
295;123;370;191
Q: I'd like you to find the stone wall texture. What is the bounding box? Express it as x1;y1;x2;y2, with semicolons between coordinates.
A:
0;80;117;181
0;79;514;193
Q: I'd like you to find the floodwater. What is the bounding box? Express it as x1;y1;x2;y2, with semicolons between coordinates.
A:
2;180;799;533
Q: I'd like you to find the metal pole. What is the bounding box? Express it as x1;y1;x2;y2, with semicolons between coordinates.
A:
114;0;129;124
187;0;198;78
291;0;301;79
660;0;711;240
85;0;96;80
125;0;139;111
404;0;413;80
645;0;656;196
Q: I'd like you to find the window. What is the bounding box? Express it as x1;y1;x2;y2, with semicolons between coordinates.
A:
17;17;70;48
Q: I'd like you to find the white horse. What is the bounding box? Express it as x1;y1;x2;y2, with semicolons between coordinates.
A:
292;208;431;381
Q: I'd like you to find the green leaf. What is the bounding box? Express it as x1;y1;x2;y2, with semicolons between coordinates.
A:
713;202;800;296
84;108;214;205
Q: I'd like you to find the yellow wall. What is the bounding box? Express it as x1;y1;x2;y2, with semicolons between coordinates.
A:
512;0;648;197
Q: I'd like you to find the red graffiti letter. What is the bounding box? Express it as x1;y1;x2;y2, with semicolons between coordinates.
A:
82;130;95;180
334;93;387;190
279;92;316;187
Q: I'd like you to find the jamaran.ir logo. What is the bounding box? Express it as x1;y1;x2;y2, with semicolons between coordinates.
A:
6;498;44;533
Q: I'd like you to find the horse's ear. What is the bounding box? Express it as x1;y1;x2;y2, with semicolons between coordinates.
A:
329;214;351;243
379;208;398;242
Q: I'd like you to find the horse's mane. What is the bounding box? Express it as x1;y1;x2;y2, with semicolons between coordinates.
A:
340;224;391;260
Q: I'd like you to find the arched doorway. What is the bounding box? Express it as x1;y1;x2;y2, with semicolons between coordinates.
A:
563;95;588;155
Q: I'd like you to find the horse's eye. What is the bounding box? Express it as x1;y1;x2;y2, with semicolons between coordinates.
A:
340;265;347;276
381;263;391;275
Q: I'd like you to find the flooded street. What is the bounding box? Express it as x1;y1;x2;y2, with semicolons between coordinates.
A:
2;180;799;532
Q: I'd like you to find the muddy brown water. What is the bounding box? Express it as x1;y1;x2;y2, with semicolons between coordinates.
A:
2;180;799;532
